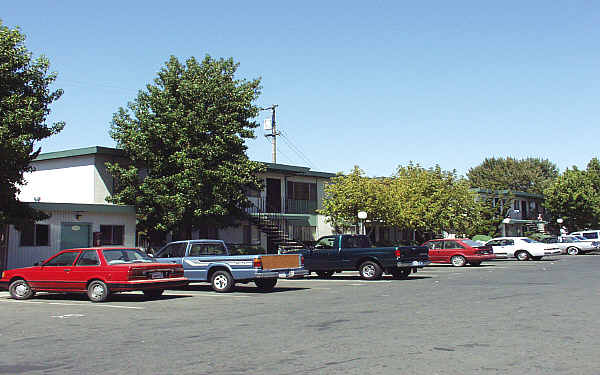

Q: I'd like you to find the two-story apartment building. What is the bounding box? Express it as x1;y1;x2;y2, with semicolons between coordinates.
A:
2;146;336;270
474;189;546;237
3;147;137;270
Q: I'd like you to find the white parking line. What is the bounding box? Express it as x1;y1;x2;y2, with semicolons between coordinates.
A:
0;298;144;309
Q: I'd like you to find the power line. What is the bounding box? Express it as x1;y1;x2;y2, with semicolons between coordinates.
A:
279;130;318;170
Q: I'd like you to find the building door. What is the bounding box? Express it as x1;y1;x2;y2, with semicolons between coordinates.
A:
61;223;91;250
266;178;281;213
0;224;8;272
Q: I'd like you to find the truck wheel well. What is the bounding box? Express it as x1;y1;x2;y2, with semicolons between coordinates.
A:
355;257;381;269
207;266;230;280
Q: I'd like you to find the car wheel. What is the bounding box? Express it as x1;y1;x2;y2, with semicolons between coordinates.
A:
515;250;530;261
391;268;410;279
143;289;164;298
359;261;383;280
8;279;35;300
315;271;334;278
567;247;580;256
531;256;543;261
450;255;467;267
211;270;235;293
255;278;278;292
470;261;481;266
87;280;109;302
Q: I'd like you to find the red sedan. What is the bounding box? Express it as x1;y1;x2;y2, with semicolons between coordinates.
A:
0;247;188;302
422;239;496;267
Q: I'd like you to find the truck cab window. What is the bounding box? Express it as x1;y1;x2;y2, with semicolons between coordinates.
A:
315;237;335;249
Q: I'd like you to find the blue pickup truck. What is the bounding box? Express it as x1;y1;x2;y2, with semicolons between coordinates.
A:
154;240;308;292
285;234;430;280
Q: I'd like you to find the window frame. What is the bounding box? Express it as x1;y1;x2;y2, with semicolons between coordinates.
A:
19;224;50;247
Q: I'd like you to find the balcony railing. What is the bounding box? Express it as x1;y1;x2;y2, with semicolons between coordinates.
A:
286;199;317;214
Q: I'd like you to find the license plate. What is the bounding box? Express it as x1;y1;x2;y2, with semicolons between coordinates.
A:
150;272;163;279
279;273;286;278
412;261;422;266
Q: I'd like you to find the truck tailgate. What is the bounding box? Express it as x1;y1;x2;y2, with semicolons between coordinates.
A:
261;254;301;270
399;246;429;260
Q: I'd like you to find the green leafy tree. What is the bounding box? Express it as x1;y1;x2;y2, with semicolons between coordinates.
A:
318;166;384;233
0;21;64;226
544;158;600;231
467;157;558;195
319;164;483;238
107;55;264;241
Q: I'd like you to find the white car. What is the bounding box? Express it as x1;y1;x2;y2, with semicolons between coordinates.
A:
541;235;600;255
485;237;561;261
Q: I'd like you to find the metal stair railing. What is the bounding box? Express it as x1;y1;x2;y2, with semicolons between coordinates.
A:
245;198;306;252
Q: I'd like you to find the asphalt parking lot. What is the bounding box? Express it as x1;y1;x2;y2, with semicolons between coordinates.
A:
1;255;600;375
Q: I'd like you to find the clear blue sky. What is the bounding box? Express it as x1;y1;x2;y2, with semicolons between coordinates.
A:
4;1;599;177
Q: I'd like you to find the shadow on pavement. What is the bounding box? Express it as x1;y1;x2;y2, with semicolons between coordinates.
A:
303;275;431;281
175;284;310;294
31;292;191;302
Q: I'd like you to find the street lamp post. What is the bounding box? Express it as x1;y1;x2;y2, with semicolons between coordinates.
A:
357;211;367;235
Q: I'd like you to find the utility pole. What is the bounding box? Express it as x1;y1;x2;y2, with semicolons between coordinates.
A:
262;105;279;163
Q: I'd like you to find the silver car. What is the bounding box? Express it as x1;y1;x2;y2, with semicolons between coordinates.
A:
541;236;600;255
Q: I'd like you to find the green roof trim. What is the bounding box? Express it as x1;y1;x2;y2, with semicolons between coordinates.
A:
34;146;126;161
34;146;336;179
28;202;135;214
472;188;544;199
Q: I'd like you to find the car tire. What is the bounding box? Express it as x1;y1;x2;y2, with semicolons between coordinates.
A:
316;271;334;278
567;247;580;256
450;255;467;267
87;280;109;302
8;279;35;300
470;261;482;266
391;268;410;279
255;278;278;292
359;261;383;280
211;270;235;293
143;289;164;298
515;250;530;261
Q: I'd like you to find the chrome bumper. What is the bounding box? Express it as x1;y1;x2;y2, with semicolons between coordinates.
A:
255;269;309;279
397;260;430;267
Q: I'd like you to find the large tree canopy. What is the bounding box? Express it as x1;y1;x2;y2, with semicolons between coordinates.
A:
107;55;264;239
0;21;64;225
319;164;483;237
544;158;600;231
467;157;558;195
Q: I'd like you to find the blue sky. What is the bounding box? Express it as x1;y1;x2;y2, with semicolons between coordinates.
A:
4;1;599;177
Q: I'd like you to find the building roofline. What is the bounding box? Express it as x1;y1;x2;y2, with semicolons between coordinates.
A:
34;146;126;161
34;146;337;178
472;188;544;199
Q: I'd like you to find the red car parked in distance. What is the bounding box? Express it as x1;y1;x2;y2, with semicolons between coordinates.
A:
0;247;189;302
422;239;495;267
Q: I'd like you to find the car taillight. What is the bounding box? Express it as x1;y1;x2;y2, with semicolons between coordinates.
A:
395;249;401;257
128;268;146;280
300;255;304;266
253;258;262;269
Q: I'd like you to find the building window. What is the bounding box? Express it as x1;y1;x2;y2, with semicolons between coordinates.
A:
287;181;317;201
100;225;124;245
20;224;49;247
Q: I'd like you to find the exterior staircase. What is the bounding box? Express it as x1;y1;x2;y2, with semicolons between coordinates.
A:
246;199;306;253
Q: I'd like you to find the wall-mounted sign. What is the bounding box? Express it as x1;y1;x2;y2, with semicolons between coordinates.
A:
72;225;81;231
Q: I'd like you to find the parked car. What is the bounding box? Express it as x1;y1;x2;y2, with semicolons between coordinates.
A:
0;248;189;302
154;240;308;292
570;230;600;241
285;234;430;280
485;237;561;260
540;236;600;255
422;238;495;267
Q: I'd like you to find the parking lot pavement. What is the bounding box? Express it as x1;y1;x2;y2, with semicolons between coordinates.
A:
1;255;600;375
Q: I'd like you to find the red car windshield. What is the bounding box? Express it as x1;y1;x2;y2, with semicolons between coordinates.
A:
103;249;154;264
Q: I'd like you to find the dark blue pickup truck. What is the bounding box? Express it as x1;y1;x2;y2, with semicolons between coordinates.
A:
286;234;430;280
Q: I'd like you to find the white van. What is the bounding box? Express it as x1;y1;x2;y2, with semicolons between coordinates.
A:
570;230;600;240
